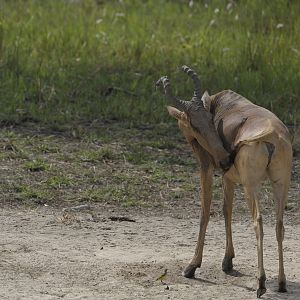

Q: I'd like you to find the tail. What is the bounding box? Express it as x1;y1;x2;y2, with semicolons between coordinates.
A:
234;119;274;147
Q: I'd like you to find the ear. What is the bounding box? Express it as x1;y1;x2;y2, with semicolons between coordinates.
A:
167;106;183;120
201;91;211;111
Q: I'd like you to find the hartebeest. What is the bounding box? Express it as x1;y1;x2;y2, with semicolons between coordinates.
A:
156;66;293;298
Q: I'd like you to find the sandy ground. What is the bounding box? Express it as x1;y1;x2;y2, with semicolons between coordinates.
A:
0;205;299;300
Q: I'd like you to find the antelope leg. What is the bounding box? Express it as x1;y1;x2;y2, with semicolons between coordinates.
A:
183;142;213;278
222;176;235;273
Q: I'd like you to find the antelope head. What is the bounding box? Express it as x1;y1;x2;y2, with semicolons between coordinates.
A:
156;66;230;170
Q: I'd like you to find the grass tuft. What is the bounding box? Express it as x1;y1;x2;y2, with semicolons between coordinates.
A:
23;159;50;172
14;184;48;203
46;175;74;189
79;148;116;162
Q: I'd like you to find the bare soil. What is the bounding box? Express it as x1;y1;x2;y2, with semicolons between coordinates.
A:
0;205;299;300
0;123;299;299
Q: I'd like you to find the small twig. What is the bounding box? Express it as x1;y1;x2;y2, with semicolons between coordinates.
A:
104;86;138;97
109;216;136;222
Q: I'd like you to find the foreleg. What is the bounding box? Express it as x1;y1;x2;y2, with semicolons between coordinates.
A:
183;140;214;278
222;176;235;273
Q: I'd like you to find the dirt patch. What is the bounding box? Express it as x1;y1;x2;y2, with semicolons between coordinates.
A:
0;123;299;299
0;205;299;299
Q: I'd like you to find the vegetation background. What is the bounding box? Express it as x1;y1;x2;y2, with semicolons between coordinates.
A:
0;3;299;298
0;0;299;126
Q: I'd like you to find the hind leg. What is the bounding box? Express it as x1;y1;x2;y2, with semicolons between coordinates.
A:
243;185;266;298
272;182;288;292
235;143;269;297
268;158;292;292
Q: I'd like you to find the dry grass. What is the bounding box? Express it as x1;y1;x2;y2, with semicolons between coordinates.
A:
1;122;299;223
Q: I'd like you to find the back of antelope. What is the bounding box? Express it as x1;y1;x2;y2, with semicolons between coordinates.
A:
156;66;293;298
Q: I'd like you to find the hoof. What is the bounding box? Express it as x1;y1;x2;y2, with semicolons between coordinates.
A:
257;274;266;298
278;281;287;293
222;257;233;273
182;264;197;278
256;288;266;298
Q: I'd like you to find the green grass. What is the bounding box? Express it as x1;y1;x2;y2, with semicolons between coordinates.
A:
0;0;299;125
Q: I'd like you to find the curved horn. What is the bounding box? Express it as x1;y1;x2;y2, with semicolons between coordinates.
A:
156;76;191;111
182;65;201;100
